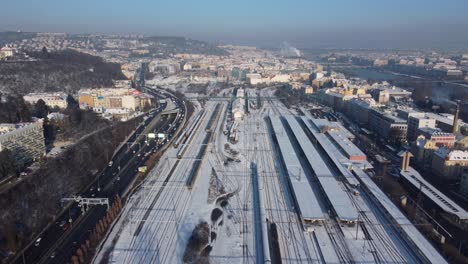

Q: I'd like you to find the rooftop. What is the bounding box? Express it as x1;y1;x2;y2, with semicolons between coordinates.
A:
284;115;359;221
269;116;323;220
400;167;468;221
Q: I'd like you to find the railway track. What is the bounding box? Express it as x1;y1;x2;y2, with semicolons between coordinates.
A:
344;183;409;263
259;99;318;263
119;103;221;263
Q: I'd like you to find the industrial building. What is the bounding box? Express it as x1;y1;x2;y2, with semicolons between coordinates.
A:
400;167;468;227
0;120;45;164
425;112;465;134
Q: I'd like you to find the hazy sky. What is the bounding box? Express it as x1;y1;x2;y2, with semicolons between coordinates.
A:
2;0;468;49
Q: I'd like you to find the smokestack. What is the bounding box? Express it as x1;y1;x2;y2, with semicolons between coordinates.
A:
453;102;460;135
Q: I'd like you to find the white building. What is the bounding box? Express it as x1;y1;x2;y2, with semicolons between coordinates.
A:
432;148;468;180
269;74;291;83
0;46;16;59
122;95;140;110
23;92;68;109
407;115;436;142
246;73;263;85
236;88;245;98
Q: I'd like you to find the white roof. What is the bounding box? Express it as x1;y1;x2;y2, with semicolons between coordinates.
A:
303;117;364;185
284;115;358;221
269;116;323;220
400;167;468;220
425;112;465;126
328;130;365;158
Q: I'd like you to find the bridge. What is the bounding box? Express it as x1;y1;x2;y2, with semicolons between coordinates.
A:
162;108;180;115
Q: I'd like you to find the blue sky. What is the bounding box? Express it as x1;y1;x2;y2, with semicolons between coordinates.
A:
1;0;468;48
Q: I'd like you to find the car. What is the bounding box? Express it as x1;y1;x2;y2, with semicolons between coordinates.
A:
35;238;42;247
50;252;56;259
57;219;67;228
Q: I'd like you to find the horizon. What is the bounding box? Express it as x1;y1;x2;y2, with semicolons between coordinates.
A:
1;0;468;49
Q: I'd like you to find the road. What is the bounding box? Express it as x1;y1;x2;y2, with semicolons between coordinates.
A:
10;87;186;264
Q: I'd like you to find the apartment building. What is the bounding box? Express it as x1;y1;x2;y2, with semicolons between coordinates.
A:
407;115;436;141
369;109;408;144
23;92;69;109
432;148;468;180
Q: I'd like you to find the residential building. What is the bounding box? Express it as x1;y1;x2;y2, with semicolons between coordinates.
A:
304;85;316;94
122;95;140;110
432;148;468;180
78;88;153;120
418;128;456;148
317;89;356;111
397;108;425;121
269;74;291;83
78;93;95;108
345;98;375;126
108;97;123;108
0;46;16;59
371;87;412;104
23;92;68;109
456;136;468;150
407;115;436;141
369;109;408;144
246;73;262;85
411;135;438;169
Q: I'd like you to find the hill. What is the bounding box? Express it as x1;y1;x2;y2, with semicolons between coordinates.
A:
0;49;126;95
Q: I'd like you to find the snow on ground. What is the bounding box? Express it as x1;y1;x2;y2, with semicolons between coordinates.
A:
94;87;438;264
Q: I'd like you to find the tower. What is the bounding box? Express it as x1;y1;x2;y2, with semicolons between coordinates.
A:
453;101;460;135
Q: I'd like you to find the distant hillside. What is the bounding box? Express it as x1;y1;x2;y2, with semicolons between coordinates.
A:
136;36;229;56
0;49;126;95
0;31;36;46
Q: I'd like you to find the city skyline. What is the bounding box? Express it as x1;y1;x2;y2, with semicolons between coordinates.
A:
1;0;468;49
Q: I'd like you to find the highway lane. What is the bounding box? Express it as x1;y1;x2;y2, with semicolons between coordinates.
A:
46;94;185;264
48;114;178;264
14;108;165;264
11;89;185;264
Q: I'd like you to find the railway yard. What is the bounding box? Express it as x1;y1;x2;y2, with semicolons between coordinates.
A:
94;87;447;264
